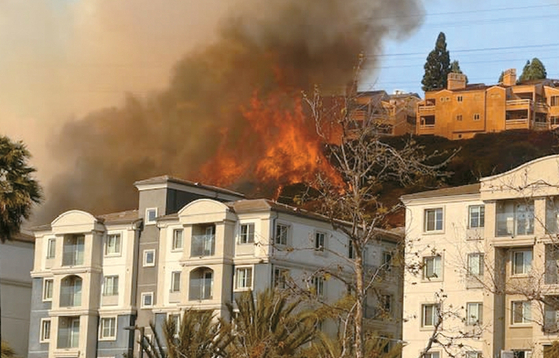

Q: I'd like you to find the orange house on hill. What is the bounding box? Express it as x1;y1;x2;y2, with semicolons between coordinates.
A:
416;69;559;140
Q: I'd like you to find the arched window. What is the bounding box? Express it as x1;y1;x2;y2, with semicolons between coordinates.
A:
189;267;213;300
60;275;82;307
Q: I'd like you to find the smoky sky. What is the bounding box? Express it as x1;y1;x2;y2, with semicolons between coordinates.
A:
35;0;424;223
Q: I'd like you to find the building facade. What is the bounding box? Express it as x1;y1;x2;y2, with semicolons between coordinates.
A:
402;154;559;358
1;233;34;356
29;176;402;358
416;70;559;140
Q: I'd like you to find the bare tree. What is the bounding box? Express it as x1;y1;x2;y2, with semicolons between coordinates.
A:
301;55;451;358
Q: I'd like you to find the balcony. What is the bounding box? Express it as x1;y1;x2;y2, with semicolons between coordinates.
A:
191;234;215;257
60;275;82;307
62;235;84;266
189;268;213;300
506;99;531;109
57;316;80;349
495;200;534;237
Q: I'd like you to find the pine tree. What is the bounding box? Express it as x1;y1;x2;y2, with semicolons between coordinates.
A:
518;57;547;83
498;71;504;84
421;32;451;92
450;60;468;84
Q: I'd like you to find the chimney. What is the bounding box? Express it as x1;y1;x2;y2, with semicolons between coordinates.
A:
447;73;467;90
502;68;516;86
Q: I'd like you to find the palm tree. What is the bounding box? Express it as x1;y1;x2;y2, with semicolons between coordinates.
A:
309;332;402;358
1;341;17;358
224;289;318;358
0;136;41;344
138;310;231;358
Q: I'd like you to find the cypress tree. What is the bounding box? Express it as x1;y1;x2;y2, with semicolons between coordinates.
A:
518;58;547;83
421;32;451;92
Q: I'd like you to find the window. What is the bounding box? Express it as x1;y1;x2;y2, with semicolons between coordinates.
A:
43;278;53;301
468;253;484;277
100;317;116;340
315;231;326;251
424;208;443;232
169;314;180;337
423;256;442;279
469;205;485;228
239;223;255;244
466;352;481;358
46;238;56;259
40;319;51;342
62;234;84;266
191;226;215;257
171;272;181;292
382;251;393;270
424;353;440;358
105;234;121;255
57;316;79;348
141;292;154;308
380;294;392;314
273;268;290;289
145;208;157;225
473;113;481;121
512;301;531;324
172;229;183;250
189;268;213;300
457;95;463;102
512;249;532;275
422;303;439;327
456;114;463;121
103;276;119;296
60;276;82;307
466;302;483;325
275;224;289;245
496;200;534;236
551;96;559;107
312;276;325;297
143;249;155;267
235;267;253;290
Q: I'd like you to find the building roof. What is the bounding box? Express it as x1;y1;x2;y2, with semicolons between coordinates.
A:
134;175;245;198
401;183;481;201
10;232;35;244
97;209;140;225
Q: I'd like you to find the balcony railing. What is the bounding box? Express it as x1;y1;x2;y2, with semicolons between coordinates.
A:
62;247;84;266
191;234;215;257
189;278;213;300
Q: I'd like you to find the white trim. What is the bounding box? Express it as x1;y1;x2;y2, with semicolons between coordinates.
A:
141;292;154;308
143;249;156;267
40;318;51;342
104;233;122;257
99;316;118;341
42;278;53;302
145;208;158;225
234;266;253;291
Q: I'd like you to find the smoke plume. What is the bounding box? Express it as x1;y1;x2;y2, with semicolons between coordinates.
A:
37;0;424;222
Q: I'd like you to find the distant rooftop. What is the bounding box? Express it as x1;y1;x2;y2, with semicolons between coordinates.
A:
134;175;245;198
401;183;481;201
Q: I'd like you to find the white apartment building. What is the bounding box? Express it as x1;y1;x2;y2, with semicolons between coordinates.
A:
29;176;402;358
402;154;559;358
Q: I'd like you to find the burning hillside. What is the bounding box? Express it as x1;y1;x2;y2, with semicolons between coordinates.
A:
37;0;424;222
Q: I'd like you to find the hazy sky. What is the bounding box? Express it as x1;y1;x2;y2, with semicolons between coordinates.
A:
0;0;558;220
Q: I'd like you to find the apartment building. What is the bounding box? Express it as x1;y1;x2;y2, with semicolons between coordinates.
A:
401;154;559;358
28;175;402;358
1;233;34;357
416;69;559;140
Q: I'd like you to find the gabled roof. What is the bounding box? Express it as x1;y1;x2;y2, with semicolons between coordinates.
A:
401;183;481;201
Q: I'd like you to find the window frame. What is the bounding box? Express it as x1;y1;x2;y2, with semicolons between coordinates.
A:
467;253;484;277
46;238;56;259
421;303;439;327
468;205;485;228
473;113;481;121
143;249;156;267
424;352;440;358
275;223;289;246
312;276;325;297
424;208;444;232
172;229;184;251
457;95;463;102
466;302;483;325
422;255;442;280
43;278;53;301
314;231;326;252
170;271;181;292
239;223;255;244
141;292;154;308
512;300;532;325
103;275;119;296
104;233;122;256
99;317;117;340
40;318;51;342
273;267;290;289
512;249;532;276
235;266;253;290
456;114;463;121
145;208;158;225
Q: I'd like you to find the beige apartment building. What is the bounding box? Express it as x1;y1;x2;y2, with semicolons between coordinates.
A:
416;70;559;140
402;154;559;358
29;176;403;358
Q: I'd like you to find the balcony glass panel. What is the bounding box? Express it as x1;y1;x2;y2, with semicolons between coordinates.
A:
546;245;559;284
496;200;534;237
62;235;85;266
57;317;79;348
189;269;213;300
191;234;215;257
60;276;82;307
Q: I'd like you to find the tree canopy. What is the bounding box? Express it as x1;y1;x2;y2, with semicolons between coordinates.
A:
518;57;547;83
421;32;451;91
0;136;41;242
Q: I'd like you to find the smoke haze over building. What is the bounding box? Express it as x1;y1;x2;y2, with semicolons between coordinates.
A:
0;0;424;223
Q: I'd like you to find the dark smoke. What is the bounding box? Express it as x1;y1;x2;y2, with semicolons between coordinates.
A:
37;0;424;223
